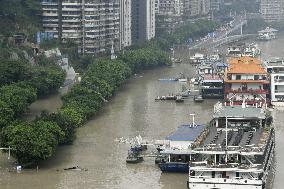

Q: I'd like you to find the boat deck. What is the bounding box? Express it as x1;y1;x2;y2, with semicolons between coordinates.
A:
202;126;264;148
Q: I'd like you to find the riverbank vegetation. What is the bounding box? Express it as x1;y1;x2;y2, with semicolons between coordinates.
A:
0;56;65;166
0;1;218;165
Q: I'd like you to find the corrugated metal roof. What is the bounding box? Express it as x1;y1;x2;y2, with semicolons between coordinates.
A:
166;124;205;141
213;106;266;119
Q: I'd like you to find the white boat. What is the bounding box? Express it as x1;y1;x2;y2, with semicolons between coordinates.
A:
227;46;242;57
178;78;188;82
258;27;278;41
187;103;275;189
190;53;205;64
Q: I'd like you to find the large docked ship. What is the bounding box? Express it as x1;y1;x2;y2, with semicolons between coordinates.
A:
187;102;274;189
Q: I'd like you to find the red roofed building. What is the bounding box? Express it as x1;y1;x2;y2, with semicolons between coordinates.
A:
224;57;270;106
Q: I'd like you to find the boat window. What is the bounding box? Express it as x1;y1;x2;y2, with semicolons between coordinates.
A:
236;75;241;80
236;172;240;178
212;171;215;178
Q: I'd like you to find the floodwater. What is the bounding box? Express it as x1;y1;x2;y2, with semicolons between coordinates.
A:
0;35;284;189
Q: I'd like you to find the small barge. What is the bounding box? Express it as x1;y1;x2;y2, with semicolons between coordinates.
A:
158;123;206;173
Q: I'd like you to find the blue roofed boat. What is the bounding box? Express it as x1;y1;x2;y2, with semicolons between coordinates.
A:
158;124;206;173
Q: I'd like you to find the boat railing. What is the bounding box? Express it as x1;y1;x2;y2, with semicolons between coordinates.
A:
193;145;264;153
190;162;262;170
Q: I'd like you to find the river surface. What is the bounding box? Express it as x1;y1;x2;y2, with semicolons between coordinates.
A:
1;35;284;189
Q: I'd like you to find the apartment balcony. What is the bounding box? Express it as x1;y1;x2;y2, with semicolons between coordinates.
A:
41;2;58;6
273;79;284;85
62;14;81;17
62;2;81;6
224;88;269;94
42;7;58;11
62;34;81;38
86;35;99;38
43;18;58;22
62;8;81;11
62;24;81;28
274;90;284;94
63;19;81;23
43;23;59;27
62;29;80;33
43;13;58;17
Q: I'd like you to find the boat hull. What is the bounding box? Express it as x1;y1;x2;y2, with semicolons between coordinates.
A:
126;156;143;164
159;162;189;173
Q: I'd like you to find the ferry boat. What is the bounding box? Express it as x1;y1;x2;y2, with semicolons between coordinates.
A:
190;53;206;64
258;27;278;41
158;123;206;173
227;46;242;57
187;102;275;189
200;74;224;99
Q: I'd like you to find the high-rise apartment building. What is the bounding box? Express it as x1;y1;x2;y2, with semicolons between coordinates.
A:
131;0;155;43
209;0;220;11
183;0;210;17
260;0;284;22
155;0;184;34
157;0;184;16
41;0;127;55
120;0;132;49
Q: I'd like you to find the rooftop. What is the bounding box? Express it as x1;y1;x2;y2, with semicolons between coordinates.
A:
213;105;266;119
265;57;284;67
166;124;205;142
227;57;267;74
258;27;278;33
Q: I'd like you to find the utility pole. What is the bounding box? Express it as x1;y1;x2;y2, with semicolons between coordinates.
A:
0;147;12;160
225;117;228;163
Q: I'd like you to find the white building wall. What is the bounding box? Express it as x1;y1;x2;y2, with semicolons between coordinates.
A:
271;73;284;103
170;141;192;149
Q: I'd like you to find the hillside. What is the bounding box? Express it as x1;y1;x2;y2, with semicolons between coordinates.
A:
0;0;41;40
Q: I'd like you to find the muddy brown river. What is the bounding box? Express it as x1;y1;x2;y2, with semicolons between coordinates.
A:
1;35;284;189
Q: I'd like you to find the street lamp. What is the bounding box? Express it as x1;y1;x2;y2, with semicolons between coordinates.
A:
189;113;195;127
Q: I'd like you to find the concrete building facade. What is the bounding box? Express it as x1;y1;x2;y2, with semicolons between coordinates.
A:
41;0;130;55
131;0;155;43
155;0;184;34
260;0;284;22
120;0;132;49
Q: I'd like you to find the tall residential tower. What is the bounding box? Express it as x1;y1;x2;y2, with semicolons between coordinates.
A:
41;0;130;55
131;0;155;44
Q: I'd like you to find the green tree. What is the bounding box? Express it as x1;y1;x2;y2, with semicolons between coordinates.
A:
0;60;32;87
0;83;37;116
0;100;14;128
1;120;64;166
